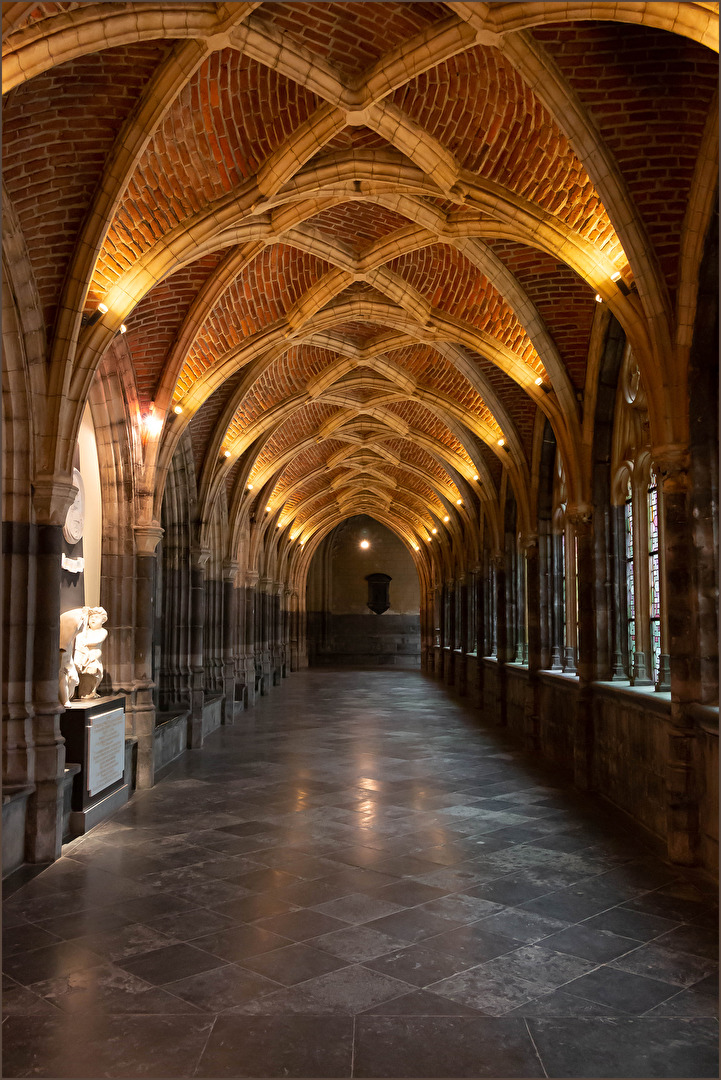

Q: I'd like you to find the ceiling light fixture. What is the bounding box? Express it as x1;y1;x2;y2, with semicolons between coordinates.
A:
610;271;621;282
119;324;127;334
360;539;369;549
497;438;505;446
223;450;231;458
247;483;253;490
595;294;603;303
265;505;271;512
173;405;183;415
535;376;543;386
443;516;449;522
456;499;462;505
431;528;437;534
473;474;479;481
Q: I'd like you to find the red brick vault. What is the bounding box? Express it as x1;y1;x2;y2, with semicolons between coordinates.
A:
1;4;718;872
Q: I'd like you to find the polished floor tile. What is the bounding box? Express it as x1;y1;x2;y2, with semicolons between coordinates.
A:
2;670;717;1077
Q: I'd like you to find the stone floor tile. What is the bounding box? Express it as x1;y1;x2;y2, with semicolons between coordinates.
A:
195;1015;353;1077
418;893;505;926
429;966;542;1015
311;924;410;963
353;1015;545;1076
2;1013;215;1077
362;988;482;1015
364;943;478;987
255;907;349;941
311;891;406;924
537;924;643;963
610;941;718;987
2;939;105;986
561;965;681;1012
528;1017;719;1078
475;906;569;943
163;962;281;1011
118;941;227;985
580;906;681;941
238;941;348;984
28;961;204;1014
232;963;412;1015
423;923;519;965
209;893;298;923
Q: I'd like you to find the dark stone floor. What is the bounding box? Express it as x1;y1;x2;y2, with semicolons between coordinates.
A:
3;670;718;1078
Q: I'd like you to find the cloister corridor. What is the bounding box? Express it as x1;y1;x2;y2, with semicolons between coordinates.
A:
3;669;717;1079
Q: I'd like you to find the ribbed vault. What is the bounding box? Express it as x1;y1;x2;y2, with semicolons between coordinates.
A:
2;0;717;591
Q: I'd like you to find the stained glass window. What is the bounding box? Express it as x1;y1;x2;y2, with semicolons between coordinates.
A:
648;482;660;681
624;483;635;664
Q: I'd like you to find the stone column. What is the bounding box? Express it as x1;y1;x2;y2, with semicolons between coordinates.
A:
521;534;541;754
259;577;273;693
568;506;595;790
491;551;507;726
188;547;209;749
244;570;259;706
16;474;78;862
455;572;468;696
657;447;700;865
132;524;164;789
221;561;238;724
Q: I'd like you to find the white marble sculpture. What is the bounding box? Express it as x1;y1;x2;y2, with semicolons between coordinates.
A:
74;606;108;699
59;607;86;706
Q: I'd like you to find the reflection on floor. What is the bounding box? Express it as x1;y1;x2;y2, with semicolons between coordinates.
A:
3;670;718;1078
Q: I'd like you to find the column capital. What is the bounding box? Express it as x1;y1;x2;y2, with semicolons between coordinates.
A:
567;504;593;533
245;569;259;588
134;523;164;555
32;473;77;526
519;531;539;552
222;560;239;583
259;576;274;594
191;546;211;570
490;550;505;571
653;443;691;493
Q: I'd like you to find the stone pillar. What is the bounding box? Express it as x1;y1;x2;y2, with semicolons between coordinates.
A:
221;561;238;724
132;524;164;789
569;506;595;790
455;573;468;696
444;580;455;685
521;534;541;754
657;447;700;865
491;551;507;726
188;547;209;749
259;577;273;693
244;570;258;705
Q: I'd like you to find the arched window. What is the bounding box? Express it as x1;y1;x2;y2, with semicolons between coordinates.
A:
611;349;670;690
551;452;577;674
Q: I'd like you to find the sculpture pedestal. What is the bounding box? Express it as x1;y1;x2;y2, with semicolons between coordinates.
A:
60;695;130;836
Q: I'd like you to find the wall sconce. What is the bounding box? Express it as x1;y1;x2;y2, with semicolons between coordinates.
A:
81;302;109;328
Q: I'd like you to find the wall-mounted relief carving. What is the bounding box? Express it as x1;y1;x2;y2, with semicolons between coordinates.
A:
63;468;85;544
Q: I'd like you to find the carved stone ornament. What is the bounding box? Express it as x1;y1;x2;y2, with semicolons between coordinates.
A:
62;468;85;544
73;606;108;700
59;607;85;706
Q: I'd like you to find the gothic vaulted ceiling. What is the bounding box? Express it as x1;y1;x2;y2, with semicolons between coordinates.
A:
2;2;718;564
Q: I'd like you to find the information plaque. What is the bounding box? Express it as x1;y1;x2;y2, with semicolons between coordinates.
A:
87;707;125;796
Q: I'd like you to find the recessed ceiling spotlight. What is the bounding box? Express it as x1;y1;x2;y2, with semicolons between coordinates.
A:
265;505;271;512
473;474;479;481
360;539;369;549
431;528;437;534
456;499;462;505
443;515;450;522
247;483;253;490
173;404;183;414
